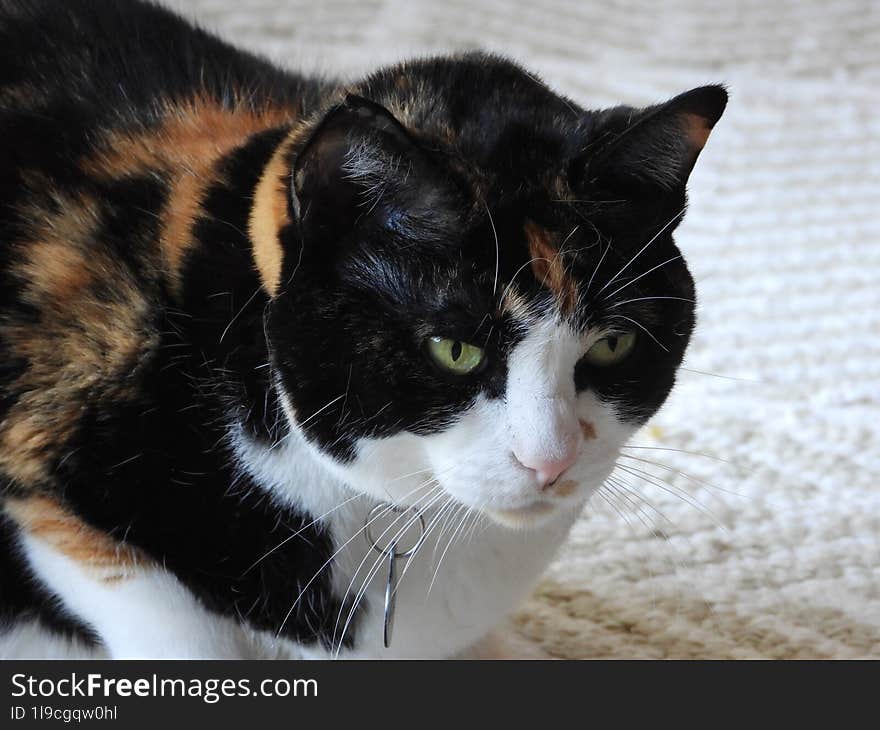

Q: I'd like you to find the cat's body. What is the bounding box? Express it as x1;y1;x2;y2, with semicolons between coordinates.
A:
0;0;725;658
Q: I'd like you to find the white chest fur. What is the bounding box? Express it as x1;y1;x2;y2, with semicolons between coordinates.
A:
308;491;576;658
236;429;580;659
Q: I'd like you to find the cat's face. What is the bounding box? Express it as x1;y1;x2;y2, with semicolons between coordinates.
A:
264;56;726;528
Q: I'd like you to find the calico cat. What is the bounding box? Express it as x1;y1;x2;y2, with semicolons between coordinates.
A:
0;0;726;659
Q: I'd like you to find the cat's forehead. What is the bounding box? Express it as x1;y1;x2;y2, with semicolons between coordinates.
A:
343;209;605;330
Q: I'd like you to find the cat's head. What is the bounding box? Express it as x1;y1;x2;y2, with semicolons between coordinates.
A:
255;54;726;528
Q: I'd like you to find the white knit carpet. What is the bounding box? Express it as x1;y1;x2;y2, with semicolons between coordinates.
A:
164;0;880;658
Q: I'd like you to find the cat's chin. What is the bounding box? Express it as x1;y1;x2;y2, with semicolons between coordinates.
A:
482;501;561;530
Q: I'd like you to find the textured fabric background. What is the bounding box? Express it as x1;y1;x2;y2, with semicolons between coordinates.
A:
163;0;880;658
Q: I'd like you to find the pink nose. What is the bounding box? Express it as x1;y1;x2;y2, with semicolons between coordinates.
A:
515;446;578;489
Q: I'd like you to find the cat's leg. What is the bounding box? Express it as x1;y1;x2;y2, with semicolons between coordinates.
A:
6;496;252;659
25;540;253;658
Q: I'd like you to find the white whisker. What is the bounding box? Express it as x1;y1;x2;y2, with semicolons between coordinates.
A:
297;393;347;429
427;501;476;596
585;238;612;298
601;254;683;302
274;478;440;637
618;453;761;505
486;203;500;297
615;462;729;534
607;313;669;352
608;295;694;308
332;487;447;655
593;207;685;298
241;490;363;575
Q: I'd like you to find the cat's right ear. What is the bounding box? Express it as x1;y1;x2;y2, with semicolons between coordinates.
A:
577;85;728;196
291;95;449;239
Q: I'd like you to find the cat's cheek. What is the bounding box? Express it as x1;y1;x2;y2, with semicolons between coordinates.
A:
569;393;641;490
417;396;518;506
342;431;436;504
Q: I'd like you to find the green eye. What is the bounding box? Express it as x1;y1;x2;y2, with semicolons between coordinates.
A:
584;331;637;367
426;337;486;374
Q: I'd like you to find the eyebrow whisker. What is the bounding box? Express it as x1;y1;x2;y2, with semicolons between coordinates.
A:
608;295;694;308
607;313;669;352
485;203;500;297
592;208;685;298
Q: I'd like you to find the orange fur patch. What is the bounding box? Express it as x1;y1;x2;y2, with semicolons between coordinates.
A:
0;190;154;485
0;97;298;490
83;97;295;293
249;135;295;295
2;97;297;487
525;220;578;315
550;479;578;498
499;286;531;318
681;112;712;151
579;419;597;440
5;496;144;582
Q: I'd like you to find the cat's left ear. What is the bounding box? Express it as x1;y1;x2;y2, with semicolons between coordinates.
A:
291;94;453;239
579;85;727;194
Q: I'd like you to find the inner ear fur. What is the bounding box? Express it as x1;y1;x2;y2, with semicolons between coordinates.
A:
293;95;440;225
291;94;459;244
582;85;728;194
